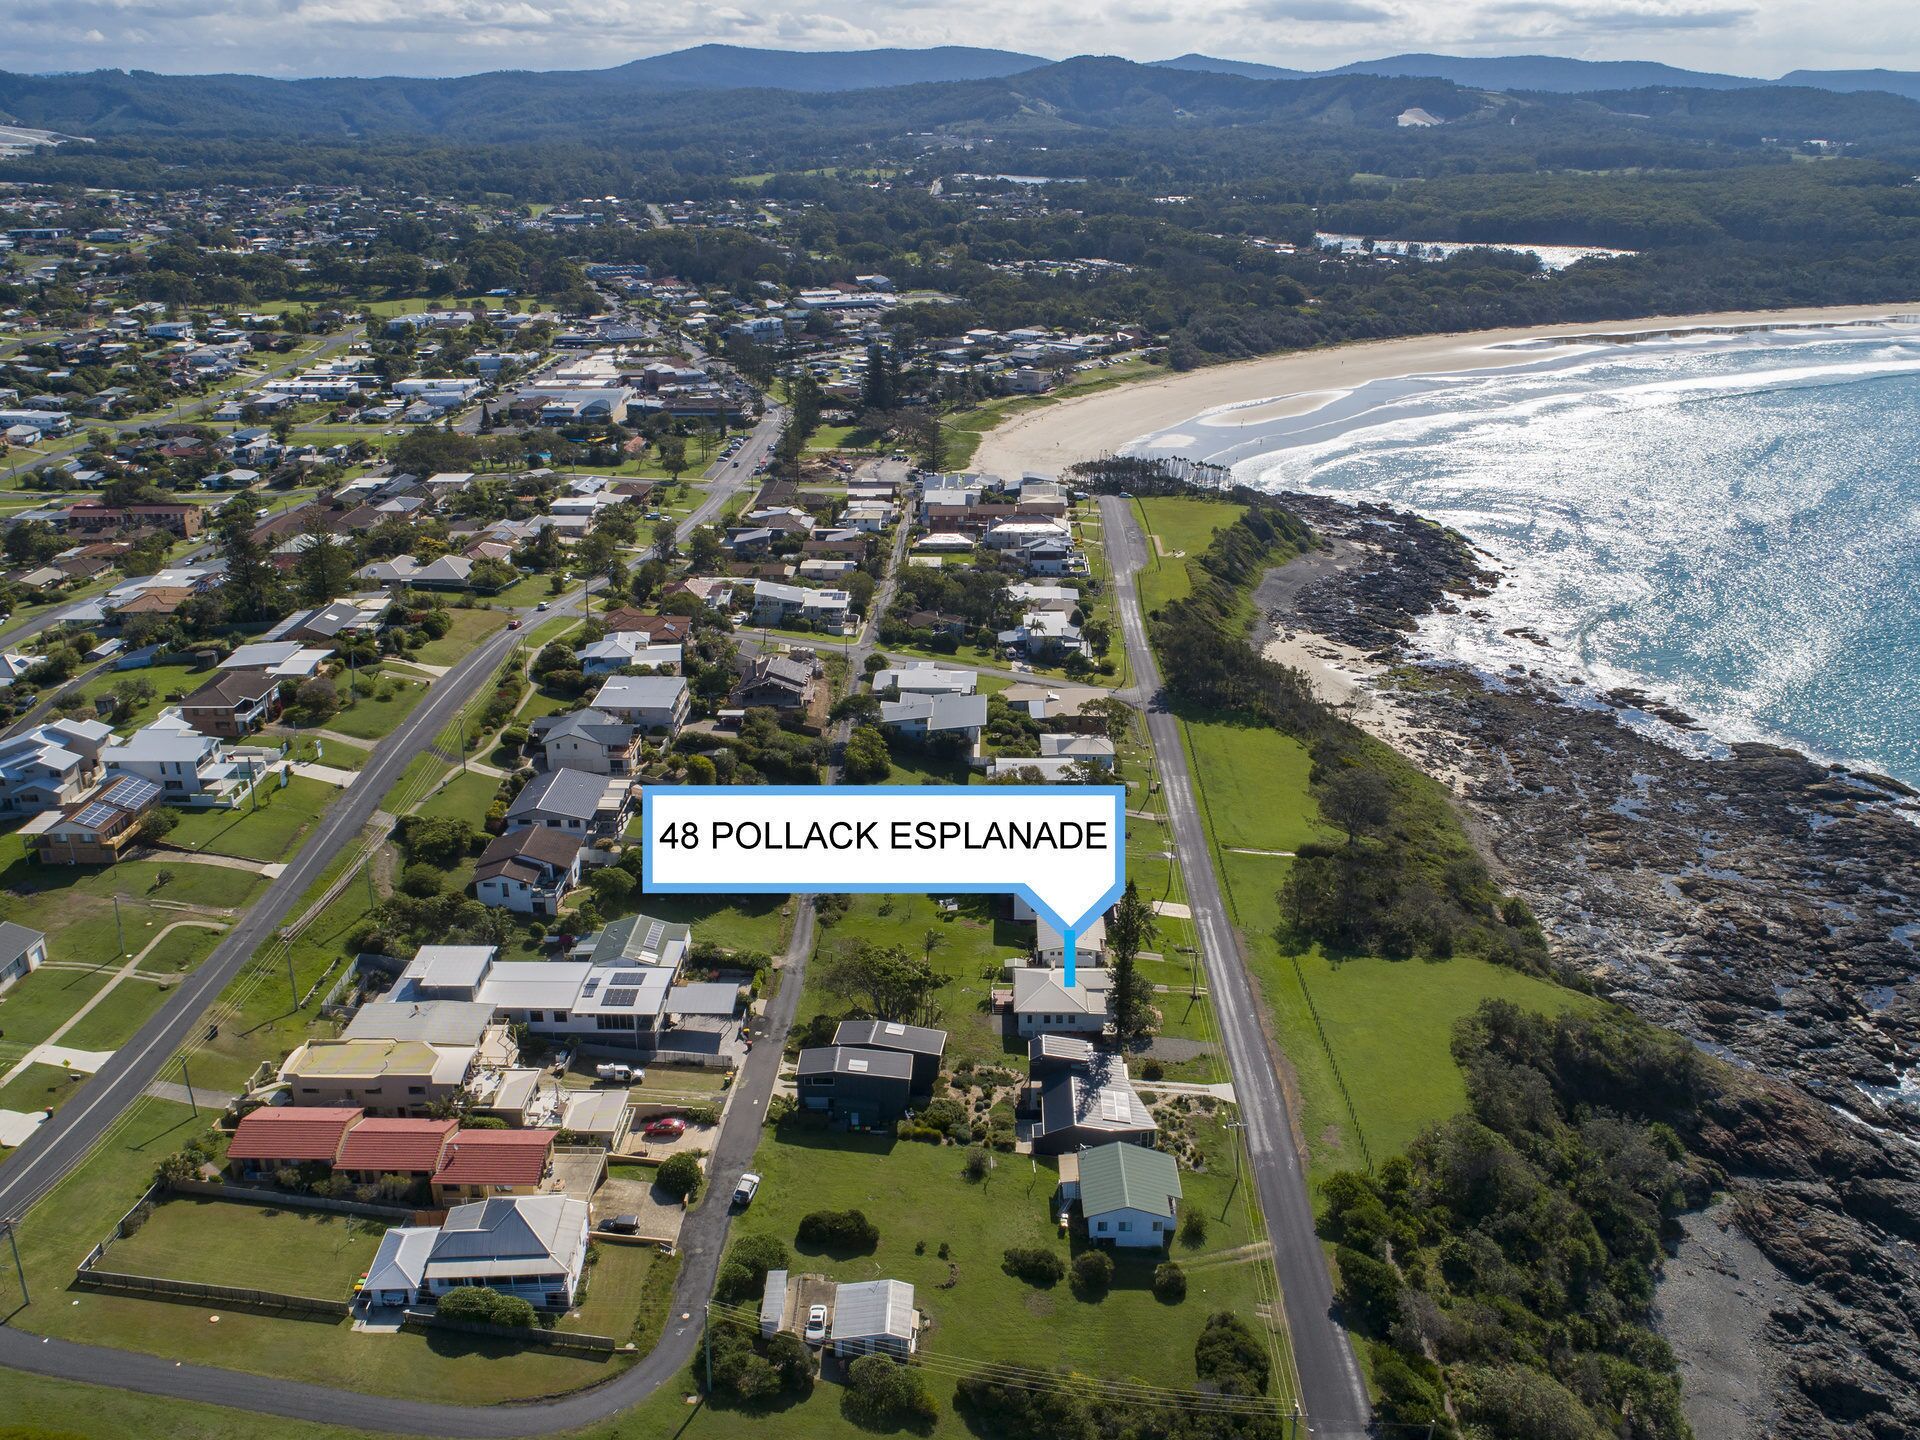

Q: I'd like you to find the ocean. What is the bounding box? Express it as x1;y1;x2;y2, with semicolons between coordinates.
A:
1128;320;1920;788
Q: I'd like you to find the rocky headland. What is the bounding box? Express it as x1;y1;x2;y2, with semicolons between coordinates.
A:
1262;492;1920;1439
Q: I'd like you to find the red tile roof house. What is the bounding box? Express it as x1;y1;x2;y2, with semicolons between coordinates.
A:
429;1128;555;1204
333;1116;458;1184
225;1106;362;1182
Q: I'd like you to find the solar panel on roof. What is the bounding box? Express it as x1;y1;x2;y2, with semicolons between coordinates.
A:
847;1057;869;1072
1099;1089;1130;1122
611;971;646;985
604;988;638;1007
644;920;664;952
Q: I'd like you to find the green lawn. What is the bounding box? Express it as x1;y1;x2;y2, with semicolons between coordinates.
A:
1132;496;1245;615
727;1108;1289;1417
106;1196;384;1298
0;1061;87;1117
276;732;372;769
56;968;190;1054
0;966;112;1066
159;776;337;861
411;606;509;667
73;660;210;733
0;1104;626;1402
631;894;794;958
1175;712;1591;1192
415;767;501;826
804;892;1018;1070
563;1240;658;1338
1177;717;1340;856
320;668;428;741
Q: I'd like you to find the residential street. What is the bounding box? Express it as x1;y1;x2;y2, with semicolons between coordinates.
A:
1098;494;1373;1439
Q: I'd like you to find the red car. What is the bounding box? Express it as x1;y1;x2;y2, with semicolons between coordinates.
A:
642;1116;687;1140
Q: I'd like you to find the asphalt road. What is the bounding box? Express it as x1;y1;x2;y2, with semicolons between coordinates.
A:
1099;496;1373;1439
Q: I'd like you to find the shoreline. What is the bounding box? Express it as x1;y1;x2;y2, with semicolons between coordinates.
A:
973;301;1918;478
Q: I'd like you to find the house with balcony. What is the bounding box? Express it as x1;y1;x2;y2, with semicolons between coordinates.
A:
590;675;690;736
100;720;268;809
474;827;584;916
503;767;631;840
0;718;112;815
532;708;638;775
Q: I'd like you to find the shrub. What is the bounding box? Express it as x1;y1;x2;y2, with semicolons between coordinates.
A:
437;1285;535;1328
399;863;443;898
1001;1246;1066;1286
1071;1250;1113;1294
797;1208;879;1253
1179;1206;1208;1247
655;1151;703;1200
963;1146;991;1181
716;1233;790;1302
842;1354;938;1431
1194;1311;1270;1396
1335;1244;1404;1333
1153;1261;1188;1303
919;1097;969;1140
764;1330;817;1394
1141;1058;1165;1081
137;807;180;843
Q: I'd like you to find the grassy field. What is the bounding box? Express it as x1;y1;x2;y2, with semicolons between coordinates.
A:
321;667;428;741
803;892;1021;1071
107;1196;384;1297
1132;496;1245;615
1175;711;1592;1191
73;659;210;733
160;776;337;861
633;894;794;958
411;606;509;667
723;1105;1290;1428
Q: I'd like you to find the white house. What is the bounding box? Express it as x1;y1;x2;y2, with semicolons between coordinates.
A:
879;692;987;744
100;721;266;809
0;922;48;995
590;674;690;735
576;634;682;677
1075;1141;1183;1250
1011;966;1112;1037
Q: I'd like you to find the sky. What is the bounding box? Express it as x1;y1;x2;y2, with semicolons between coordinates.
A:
5;0;1916;81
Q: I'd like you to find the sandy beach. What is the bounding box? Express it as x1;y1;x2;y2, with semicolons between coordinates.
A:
973;302;1918;479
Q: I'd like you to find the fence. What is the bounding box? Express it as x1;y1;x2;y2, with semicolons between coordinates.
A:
171;1177;421;1222
400;1309;620;1353
75;1268;348;1320
318;952;406;1022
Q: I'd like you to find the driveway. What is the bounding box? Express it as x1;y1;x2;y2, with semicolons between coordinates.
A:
592;1171;686;1246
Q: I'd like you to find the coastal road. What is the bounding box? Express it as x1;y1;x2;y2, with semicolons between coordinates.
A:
1100;495;1373;1439
0;897;815;1435
0;602;549;1227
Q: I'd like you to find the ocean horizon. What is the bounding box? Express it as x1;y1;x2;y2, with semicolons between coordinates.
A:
1129;320;1920;789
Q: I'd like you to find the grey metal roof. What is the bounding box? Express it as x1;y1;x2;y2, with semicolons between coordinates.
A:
344;999;497;1046
507;767;616;822
583;912;689;967
0;920;45;964
1038;1053;1153;1143
830;1278;915;1342
795;1046;914;1081
834;1019;948;1058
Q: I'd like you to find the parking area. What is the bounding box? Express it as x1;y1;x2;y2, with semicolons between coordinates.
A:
549;1146;608;1202
594;1162;689;1244
615;1119;717;1162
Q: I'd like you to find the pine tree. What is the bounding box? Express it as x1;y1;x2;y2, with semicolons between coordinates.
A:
1107;880;1161;1037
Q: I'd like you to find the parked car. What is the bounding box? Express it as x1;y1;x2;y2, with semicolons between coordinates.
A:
596;1063;633;1083
601;1214;641;1235
804;1304;828;1344
642;1116;687;1140
733;1172;761;1207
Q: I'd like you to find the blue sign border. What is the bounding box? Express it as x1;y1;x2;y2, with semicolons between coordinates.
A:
641;784;1128;983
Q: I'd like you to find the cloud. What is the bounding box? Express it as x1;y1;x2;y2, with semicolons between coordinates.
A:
1480;0;1754;32
1234;0;1394;22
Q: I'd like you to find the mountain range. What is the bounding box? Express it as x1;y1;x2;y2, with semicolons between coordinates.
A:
3;45;1919;143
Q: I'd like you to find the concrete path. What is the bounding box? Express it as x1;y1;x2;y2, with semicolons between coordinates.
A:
148;849;286;878
1152;900;1194;919
0;919;225;1090
293;762;358;788
141;1081;236;1111
1144;1080;1238;1102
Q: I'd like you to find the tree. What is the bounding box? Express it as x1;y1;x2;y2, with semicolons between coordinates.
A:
652;517;678;563
1105;880;1160;1038
216;515;285;623
436;1285;535;1328
843;724;892;783
1071;1249;1114;1294
716;1232;790;1301
686;525;725;573
655;1151;703;1200
291;676;339;724
1321;767;1393;846
398;815;476;868
842;1355;937;1431
816;941;939;1022
656;433;688;482
1194;1312;1270;1396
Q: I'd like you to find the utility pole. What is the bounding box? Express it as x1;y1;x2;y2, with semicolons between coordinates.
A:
2;1219;26;1306
363;857;377;913
703;1302;712;1395
285;945;298;1009
179;1055;197;1116
112;894;126;957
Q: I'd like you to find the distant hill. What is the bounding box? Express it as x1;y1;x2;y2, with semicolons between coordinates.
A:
609;43;1049;92
1777;68;1920;102
1320;53;1763;92
1150;54;1310;82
